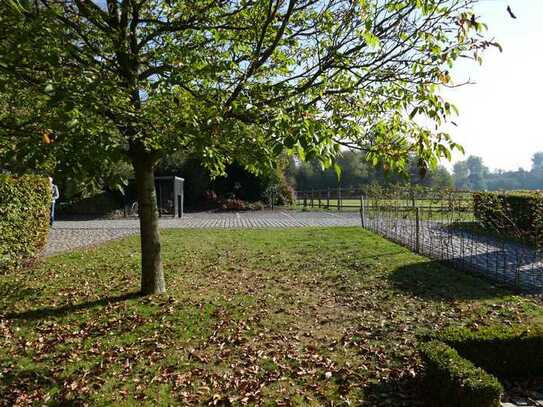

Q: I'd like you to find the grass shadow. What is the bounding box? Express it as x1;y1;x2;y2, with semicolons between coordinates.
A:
0;366;89;406
0;281;42;305
3;291;142;321
363;374;423;406
388;260;510;300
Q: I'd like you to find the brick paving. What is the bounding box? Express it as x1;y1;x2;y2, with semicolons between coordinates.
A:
45;210;361;255
502;396;543;407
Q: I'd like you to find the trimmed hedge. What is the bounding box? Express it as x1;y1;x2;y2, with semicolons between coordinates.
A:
420;340;503;407
437;324;543;377
420;324;543;406
0;175;50;273
473;191;543;247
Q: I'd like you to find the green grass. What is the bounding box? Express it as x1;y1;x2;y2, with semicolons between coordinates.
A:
293;198;473;213
1;228;542;405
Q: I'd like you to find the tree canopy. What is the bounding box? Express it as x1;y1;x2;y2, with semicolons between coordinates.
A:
290;152;543;193
454;154;543;191
0;0;496;294
286;150;453;190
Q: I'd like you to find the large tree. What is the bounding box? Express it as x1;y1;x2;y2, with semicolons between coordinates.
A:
1;0;492;294
453;155;488;190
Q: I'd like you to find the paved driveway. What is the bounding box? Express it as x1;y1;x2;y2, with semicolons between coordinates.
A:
46;210;361;255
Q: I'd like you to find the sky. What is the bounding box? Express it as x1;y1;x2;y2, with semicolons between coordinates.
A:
441;0;543;172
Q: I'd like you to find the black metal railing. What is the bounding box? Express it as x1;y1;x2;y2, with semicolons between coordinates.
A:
294;187;543;293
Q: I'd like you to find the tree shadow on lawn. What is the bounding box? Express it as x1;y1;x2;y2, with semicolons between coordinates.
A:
388;260;512;301
3;291;142;321
0;366;89;406
363;374;424;407
0;281;42;304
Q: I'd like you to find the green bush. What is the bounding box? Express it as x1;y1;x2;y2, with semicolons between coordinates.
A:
419;340;503;407
0;175;50;273
437;324;543;377
419;324;543;406
57;191;123;216
473;191;543;246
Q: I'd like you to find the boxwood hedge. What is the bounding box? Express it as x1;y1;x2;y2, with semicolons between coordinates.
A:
0;175;50;273
420;340;503;407
437;324;543;378
419;324;543;406
473;191;543;247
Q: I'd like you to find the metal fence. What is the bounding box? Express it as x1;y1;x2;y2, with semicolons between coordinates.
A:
295;187;543;293
294;186;367;210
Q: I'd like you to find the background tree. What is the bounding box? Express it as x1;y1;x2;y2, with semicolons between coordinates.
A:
1;0;492;294
531;153;543;172
451;154;543;191
288;151;454;190
453;160;470;189
465;155;488;190
454;156;488;190
156;154;292;208
528;152;543;189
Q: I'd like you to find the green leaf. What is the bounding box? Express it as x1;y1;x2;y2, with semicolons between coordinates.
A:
362;31;381;48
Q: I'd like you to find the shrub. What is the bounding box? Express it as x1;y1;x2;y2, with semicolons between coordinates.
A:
275;180;294;205
437;324;543;378
419;324;543;406
0;175;50;273
219;198;247;211
248;201;265;211
419;340;503;407
473;191;543;247
218;199;266;211
203;190;218;203
57;191;123;217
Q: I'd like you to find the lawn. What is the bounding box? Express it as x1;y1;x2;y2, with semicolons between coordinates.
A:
1;227;542;406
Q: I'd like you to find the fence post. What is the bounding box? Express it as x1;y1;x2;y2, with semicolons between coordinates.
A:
303;192;307;208
327;188;330;208
360;195;365;228
311;188;314;208
415;207;420;253
337;186;341;211
318;190;321;208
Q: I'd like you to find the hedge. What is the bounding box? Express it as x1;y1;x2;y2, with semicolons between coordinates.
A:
419;340;503;407
419;324;543;406
57;191;123;217
437;324;543;377
0;175;50;273
473;191;543;247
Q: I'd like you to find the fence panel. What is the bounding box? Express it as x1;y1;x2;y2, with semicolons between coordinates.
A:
295;187;543;293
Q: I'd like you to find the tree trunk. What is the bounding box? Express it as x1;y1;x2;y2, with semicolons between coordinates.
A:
133;155;165;295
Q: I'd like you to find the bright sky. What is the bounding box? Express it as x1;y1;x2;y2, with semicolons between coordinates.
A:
441;0;543;172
